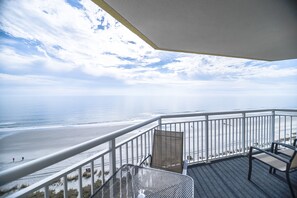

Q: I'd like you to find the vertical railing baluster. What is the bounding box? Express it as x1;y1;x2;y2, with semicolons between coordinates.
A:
202;120;204;160
290;116;293;144
221;119;225;156
197;121;200;161
237;118;239;152
292;116;297;139
140;135;143;160
260;116;262;145
263;116;266;147
256;116;259;146
78;167;82;198
225;119;227;155
266;116;268;146
183;123;186;159
63;175;68;198
144;133;147;157
262;116;264;147
260;116;263;147
218;119;221;156
109;139;116;175
242;113;246;154
251;117;254;146
188;122;191;160
278;115;281;142
248;117;250;147
192;122;195;161
148;130;152;156
101;157;105;183
131;140;134;165
126;143;128;164
214;119;217;158
120;146;123;167
228;118;231;155
264;116;266;146
91;161;94;195
284;116;287;143
44;185;49;198
136;138;139;163
271;111;275;143
210;120;212;158
205;115;209;162
232;118;235;154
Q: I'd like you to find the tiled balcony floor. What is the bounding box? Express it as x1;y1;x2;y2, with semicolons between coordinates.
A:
188;156;297;198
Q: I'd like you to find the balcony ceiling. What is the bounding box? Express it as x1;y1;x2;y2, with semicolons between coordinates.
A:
92;0;297;61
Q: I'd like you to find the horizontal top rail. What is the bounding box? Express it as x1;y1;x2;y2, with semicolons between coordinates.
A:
0;116;160;186
160;109;297;119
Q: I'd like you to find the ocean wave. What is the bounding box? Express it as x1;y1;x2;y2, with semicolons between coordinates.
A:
0;118;154;134
0;122;17;124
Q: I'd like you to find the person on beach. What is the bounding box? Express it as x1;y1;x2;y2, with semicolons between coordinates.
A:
22;157;24;161
13;158;15;162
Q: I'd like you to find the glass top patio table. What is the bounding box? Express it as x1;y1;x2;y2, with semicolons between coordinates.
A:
91;164;194;198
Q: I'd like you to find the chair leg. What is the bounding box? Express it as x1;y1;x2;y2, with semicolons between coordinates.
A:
286;171;295;198
269;167;273;174
248;157;252;180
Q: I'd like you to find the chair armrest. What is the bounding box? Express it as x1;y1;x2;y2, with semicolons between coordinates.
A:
138;155;152;166
272;142;296;150
250;146;290;164
182;159;189;175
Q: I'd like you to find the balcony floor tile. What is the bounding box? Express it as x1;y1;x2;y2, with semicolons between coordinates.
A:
188;156;297;198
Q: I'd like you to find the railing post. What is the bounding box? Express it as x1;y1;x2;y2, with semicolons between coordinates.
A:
242;112;246;154
109;139;116;175
205;115;209;163
158;117;162;130
271;110;275;143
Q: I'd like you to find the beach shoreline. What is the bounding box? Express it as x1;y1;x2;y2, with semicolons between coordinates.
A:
0;123;131;171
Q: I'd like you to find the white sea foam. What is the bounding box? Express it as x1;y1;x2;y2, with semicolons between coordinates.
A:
0;118;155;136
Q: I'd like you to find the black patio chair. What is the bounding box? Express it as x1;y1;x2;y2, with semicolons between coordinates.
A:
275;139;297;157
248;143;297;197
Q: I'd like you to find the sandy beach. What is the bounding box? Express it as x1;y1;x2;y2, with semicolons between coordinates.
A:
0;124;131;172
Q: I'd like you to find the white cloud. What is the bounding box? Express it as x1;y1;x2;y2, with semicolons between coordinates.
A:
0;0;162;80
0;73;60;86
0;0;296;96
0;48;38;70
163;55;297;80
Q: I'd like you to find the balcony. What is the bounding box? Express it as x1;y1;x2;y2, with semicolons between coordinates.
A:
0;109;296;197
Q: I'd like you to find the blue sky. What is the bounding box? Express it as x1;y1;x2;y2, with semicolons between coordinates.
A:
0;0;297;97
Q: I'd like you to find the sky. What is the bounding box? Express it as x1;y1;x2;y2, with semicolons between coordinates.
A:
0;0;297;97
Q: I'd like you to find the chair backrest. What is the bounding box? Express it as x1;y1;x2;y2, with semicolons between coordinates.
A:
151;129;183;173
290;150;297;169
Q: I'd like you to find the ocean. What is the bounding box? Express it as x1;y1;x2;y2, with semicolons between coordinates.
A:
1;94;297;135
